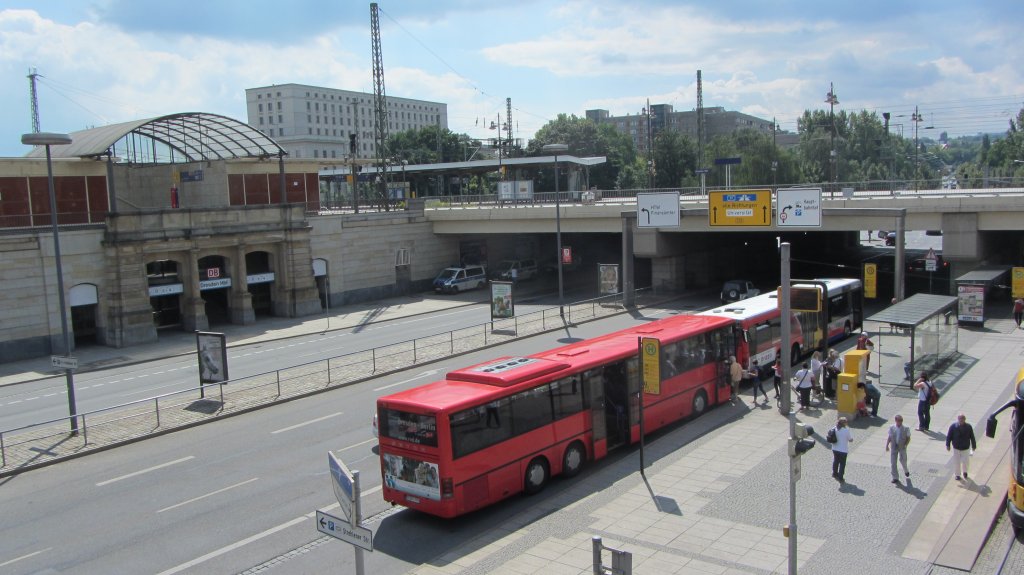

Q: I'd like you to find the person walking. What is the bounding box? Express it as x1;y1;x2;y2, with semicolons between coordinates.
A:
913;372;933;431
831;416;853;482
1013;297;1024;329
810;350;824;399
886;414;912;484
946;413;977;480
793;362;814;410
748;360;769;405
728;355;743;401
856;331;875;371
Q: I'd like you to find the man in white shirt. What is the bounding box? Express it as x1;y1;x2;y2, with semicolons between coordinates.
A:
831;416;853;482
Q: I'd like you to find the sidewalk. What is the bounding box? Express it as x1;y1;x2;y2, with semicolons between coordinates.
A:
404;313;1020;575
0;290;488;387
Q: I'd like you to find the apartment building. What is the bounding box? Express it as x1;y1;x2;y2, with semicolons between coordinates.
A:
246;83;448;161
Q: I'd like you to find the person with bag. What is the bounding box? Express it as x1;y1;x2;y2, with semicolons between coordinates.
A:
829;416;853;482
747;360;769;405
886;414;912;484
793;362;814;410
772;357;783;400
913;372;934;431
946;413;977;481
1013;297;1023;330
810;350;824;399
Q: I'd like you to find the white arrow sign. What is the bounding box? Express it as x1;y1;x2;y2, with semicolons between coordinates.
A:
316;510;373;551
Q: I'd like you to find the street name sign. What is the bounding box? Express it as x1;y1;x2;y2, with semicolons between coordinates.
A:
776;187;822;227
636;191;680;228
708;189;771;227
316;510;373;551
51;356;78;370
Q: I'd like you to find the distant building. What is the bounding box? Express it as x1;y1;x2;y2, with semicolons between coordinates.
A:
586;105;778;154
246;83;448;161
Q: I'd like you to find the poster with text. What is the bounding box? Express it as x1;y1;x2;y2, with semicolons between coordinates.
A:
196;331;228;384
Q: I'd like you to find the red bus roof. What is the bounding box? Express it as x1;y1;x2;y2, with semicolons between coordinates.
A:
378;313;734;413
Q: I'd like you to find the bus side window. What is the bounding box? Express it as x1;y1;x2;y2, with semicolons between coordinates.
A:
551;377;583;419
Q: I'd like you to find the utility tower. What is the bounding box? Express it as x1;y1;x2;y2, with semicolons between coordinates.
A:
28;68;41;133
370;3;390;206
505;98;513;157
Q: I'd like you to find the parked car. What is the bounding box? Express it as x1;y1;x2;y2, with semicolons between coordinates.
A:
494;259;538;282
720;280;760;303
433;265;487;294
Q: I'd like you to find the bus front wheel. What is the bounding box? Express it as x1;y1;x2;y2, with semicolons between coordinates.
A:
524;457;549;495
561;442;586;478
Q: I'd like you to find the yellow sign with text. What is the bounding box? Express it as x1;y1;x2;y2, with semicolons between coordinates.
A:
708;189;772;227
864;263;877;299
1013;267;1024;298
641;337;661;395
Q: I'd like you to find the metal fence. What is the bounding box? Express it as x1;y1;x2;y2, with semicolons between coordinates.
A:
0;290;654;475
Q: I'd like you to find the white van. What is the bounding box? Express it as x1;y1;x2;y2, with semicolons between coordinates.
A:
496;259;538;282
433;265;487;294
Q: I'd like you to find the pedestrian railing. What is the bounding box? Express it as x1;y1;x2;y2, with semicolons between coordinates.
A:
0;290;659;475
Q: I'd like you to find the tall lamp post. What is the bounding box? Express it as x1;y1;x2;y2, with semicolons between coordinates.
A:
543;143;569;318
22;131;78;434
825;83;839;191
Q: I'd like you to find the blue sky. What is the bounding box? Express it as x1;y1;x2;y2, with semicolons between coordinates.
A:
1;0;1022;157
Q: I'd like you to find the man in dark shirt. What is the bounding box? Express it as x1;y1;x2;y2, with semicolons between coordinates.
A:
946;413;977;480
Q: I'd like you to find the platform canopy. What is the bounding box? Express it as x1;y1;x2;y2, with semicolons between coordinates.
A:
24;112;285;163
867;293;958;328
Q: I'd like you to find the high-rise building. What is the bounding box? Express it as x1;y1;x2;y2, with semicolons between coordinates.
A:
246;83;447;160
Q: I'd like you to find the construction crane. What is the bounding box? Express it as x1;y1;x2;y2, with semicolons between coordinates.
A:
370;3;391;209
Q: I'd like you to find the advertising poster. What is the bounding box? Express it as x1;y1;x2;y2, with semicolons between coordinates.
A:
196;331;228;384
599;264;620;295
490;281;514;319
382;453;441;500
957;284;985;323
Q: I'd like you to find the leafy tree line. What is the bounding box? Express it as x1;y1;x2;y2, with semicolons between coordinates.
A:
384;104;1024;196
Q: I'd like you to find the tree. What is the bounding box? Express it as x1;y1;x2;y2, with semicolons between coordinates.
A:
527;114;636;191
652;131;698;188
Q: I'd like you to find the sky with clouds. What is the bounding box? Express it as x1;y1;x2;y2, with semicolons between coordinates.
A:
1;0;1022;157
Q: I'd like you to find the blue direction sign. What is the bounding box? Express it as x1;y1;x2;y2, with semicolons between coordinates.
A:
714;157;742;165
328;451;355;521
694;168;710;175
316;510;373;551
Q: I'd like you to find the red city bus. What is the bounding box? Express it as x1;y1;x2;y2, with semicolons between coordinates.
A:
699;291;805;377
376;314;736;518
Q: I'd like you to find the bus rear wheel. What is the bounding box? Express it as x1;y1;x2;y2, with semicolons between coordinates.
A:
561;442;586;478
692;390;708;417
524;457;549;495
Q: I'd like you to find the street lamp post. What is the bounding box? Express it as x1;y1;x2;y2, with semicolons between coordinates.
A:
22;131;78;435
543;143;569;319
825;83;839;191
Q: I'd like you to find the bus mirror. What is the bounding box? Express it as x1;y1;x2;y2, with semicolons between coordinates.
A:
985;416;997;439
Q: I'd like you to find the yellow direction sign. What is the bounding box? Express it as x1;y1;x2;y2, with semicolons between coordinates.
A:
641;336;661;395
708;189;772;226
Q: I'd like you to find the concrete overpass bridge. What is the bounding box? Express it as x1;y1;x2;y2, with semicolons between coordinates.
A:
419;187;1024;296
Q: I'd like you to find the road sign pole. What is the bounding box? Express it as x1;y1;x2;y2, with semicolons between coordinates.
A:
353;470;364;575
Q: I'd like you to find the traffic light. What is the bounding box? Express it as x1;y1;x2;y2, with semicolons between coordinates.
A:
789;423;816;456
349;133;357;154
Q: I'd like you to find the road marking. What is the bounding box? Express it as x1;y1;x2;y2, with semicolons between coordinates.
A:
374;369;440;391
155;501;340;575
155;488;382;575
96;456;195;486
157;477;259;513
337;438;375;452
0;547;52;568
270;412;344;434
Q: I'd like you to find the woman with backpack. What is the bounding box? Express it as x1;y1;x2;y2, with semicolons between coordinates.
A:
913;372;934;431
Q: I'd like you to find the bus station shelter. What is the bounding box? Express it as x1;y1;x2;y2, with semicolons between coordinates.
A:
954;266;1010;327
867;293;958;384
